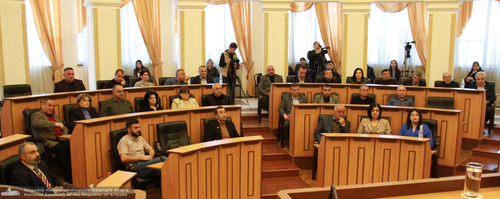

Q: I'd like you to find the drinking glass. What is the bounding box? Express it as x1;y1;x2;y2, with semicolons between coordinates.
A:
462;162;483;198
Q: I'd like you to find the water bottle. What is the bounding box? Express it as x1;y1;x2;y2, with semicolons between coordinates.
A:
461;79;465;88
418;125;423;140
219;75;223;84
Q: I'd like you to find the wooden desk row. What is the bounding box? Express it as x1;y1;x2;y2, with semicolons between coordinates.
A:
269;83;486;141
1;84;227;137
278;173;500;199
290;104;462;169
0;134;31;161
317;134;432;187
70;105;241;187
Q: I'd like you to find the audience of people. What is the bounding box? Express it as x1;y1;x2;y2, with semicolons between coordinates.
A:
100;85;134;116
387;85;415;107
68;94;99;132
350;85;375;104
258;65;283;110
140;90;163;112
357;103;391;134
314;104;350;143
204;107;241;141
172;87;199;109
313;84;340;104
54;67;86;93
399;109;434;149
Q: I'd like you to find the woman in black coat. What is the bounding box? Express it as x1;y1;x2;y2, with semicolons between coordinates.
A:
69;94;99;132
140;90;163;112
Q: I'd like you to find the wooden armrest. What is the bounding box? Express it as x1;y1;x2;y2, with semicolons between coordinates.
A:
431;150;438;155
145;162;163;170
96;170;136;188
59;135;71;140
313;144;319;148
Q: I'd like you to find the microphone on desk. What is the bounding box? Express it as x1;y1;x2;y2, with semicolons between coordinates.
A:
329;184;339;199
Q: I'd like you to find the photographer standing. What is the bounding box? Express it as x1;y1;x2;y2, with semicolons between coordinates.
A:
307;41;327;80
219;42;240;104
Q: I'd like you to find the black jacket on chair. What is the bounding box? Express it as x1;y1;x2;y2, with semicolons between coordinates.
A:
204;120;240;142
10;160;62;192
190;75;214;84
68;107;99;131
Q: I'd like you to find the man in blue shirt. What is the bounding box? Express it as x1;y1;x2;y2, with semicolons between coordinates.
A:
387;85;414;107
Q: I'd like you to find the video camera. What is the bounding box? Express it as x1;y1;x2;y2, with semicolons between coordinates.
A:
319;45;330;54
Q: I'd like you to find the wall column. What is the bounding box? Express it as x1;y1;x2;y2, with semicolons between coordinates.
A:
0;0;29;98
425;0;459;87
340;1;371;80
161;0;176;77
61;0;81;81
260;0;291;77
177;0;206;77
84;0;122;86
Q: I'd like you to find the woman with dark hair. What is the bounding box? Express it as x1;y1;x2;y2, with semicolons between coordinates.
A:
133;60;148;78
68;94;99;132
388;60;401;81
357;103;391;134
140;91;163;112
349;68;368;84
206;59;219;78
464;61;483;87
134;69;154;87
399;109;433;149
171;87;199;109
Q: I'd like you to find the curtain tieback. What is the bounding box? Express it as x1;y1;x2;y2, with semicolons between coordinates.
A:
154;62;163;67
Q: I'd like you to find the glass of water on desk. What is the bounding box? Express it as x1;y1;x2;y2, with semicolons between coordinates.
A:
462;162;483;198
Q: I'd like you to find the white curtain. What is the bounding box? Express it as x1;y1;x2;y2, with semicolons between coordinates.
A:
454;0;500;103
367;4;422;76
288;5;329;66
120;3;153;77
25;0;54;95
205;4;242;69
77;27;87;65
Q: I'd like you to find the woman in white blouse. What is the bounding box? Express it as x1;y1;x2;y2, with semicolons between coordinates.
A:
171;86;199;109
357;103;391;134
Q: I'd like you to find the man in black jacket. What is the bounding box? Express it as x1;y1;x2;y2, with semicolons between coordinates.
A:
435;72;460;88
191;65;214;84
307;41;326;79
54;67;86;93
288;65;313;83
204;107;241;141
202;83;230;106
469;72;496;124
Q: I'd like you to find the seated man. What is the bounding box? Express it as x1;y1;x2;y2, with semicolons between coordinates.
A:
258;65;283;110
350;85;375;104
294;57;308;75
469;72;496;124
104;69;128;89
165;69;190;85
435;72;459;88
387;85;415;107
313;84;340;104
191;65;214;84
279;83;308;138
314;104;351;143
375;69;398;85
10;142;64;193
316;69;341;83
31;98;72;184
54;67;86;93
118;118;166;180
288;65;313;83
202;83;230;106
204;107;241;141
100;85;134;116
403;71;426;86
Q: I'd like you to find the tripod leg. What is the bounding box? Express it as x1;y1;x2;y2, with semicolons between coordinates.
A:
235;76;252;111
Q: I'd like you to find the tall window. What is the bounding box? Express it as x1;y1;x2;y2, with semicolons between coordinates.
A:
367;4;421;72
77;27;87;65
288;6;328;66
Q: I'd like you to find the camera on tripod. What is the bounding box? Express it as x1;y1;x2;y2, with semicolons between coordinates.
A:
405;41;416;51
319;45;330;53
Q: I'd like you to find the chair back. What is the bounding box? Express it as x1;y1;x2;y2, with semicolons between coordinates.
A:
158;77;174;85
169;94;195;108
203;117;233;140
427;97;454;109
156;121;191;153
130;77;141;87
0;155;20;185
96;80;108;89
388;94;415;102
286;75;296;83
22;108;41;136
62;104;77;126
254;73;262;96
135;97;144;112
434;81;445;87
3;84;32;98
346;76;353;84
123;75;133;87
314;93;339;100
109;129;128;165
422;119;438;150
351;93;376;101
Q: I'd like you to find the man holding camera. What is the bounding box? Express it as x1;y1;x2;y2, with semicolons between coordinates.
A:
307;41;327;80
219;42;240;104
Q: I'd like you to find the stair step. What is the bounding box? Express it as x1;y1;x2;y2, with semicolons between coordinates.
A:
261;176;310;199
244;131;276;144
483;134;500;145
242;126;270;133
459;156;498;173
472;144;500;159
262;160;301;178
262;143;288;156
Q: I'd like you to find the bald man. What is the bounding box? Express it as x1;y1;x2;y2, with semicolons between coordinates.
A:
387;85;415;107
435;72;459;88
258;65;283;110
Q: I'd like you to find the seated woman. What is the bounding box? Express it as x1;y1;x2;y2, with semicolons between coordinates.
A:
133;59;147;78
69;94;99;132
140;90;163;112
349;68;368;84
464;61;483;88
357;103;391;134
398;109;434;149
134;69;154;87
172;86;199;109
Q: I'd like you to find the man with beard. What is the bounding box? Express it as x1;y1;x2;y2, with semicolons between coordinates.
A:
117;118;166;179
10;142;64;192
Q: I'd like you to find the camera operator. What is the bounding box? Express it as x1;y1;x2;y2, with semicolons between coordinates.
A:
307;41;327;80
219;42;240;104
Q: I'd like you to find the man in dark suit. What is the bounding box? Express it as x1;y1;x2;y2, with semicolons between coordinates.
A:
31;98;72;184
316;69;341;83
204;107;241;142
350;85;375;104
190;65;214;84
103;69;128;89
10;142;64;192
375;69;398;85
469;72;496;124
314;104;351;143
403;71;426;86
313;84;340;104
279;83;308;138
53;67;86;93
202;83;230;106
288;65;313;83
435;72;460;88
258;65;283;110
